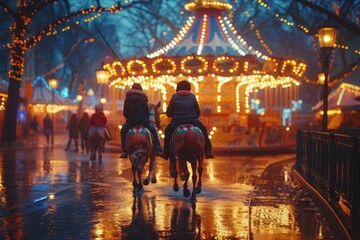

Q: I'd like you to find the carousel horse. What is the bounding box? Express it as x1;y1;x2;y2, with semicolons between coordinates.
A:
169;124;205;202
126;102;161;194
87;127;106;161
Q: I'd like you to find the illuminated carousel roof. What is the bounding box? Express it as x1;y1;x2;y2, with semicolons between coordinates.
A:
106;0;306;88
148;1;259;58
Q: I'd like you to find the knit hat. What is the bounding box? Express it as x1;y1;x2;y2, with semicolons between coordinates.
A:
176;80;191;91
131;83;143;91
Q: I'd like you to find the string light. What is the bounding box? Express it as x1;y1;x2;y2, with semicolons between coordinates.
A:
7;2;135;82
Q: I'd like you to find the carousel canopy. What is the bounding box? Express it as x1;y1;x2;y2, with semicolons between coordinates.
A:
31;76;74;105
149;2;258;57
106;0;306;84
313;83;360;110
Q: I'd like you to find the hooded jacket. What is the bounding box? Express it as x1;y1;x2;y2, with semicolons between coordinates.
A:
123;89;150;126
166;90;200;123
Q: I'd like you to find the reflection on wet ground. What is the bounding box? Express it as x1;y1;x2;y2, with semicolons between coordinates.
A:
0;147;340;239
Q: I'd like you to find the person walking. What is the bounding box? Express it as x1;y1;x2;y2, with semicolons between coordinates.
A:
65;113;79;151
78;112;91;153
43;114;53;145
162;80;214;159
29;115;40;144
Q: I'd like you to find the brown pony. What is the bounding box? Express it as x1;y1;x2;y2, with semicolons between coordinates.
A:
126;102;161;194
87;127;106;161
169;124;205;202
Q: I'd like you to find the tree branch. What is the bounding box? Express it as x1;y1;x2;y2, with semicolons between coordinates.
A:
294;0;360;35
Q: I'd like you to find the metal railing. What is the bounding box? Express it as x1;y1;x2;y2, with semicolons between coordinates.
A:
296;129;360;225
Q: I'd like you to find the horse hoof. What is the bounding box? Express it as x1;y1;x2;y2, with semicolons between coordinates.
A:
151;178;157;184
190;195;196;202
183;189;190;198
195;187;202;194
143;179;149;185
173;184;179;192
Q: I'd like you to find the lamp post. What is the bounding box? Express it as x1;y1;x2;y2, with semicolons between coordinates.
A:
317;20;337;131
96;67;109;106
49;78;58;146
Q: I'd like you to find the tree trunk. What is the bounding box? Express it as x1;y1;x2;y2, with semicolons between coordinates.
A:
2;80;21;144
2;9;26;144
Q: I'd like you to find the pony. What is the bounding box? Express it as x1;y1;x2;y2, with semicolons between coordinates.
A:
169;124;205;202
126;101;161;194
87;127;106;161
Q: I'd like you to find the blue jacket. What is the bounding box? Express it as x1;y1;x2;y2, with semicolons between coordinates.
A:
166;90;200;124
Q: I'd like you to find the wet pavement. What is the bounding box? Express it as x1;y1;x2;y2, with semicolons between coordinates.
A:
0;135;341;239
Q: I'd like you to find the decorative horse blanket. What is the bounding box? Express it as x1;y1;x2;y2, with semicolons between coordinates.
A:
87;127;107;140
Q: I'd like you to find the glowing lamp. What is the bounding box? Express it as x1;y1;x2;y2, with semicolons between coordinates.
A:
76;94;83;102
318;72;325;84
100;97;107;104
49;78;58;89
96;68;109;85
317;21;337;48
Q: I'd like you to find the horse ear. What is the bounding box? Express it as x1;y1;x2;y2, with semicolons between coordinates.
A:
156;101;161;109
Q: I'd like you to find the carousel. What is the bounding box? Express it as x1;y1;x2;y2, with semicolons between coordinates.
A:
103;0;306;132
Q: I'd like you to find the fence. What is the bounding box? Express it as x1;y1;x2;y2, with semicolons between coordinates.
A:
296;129;360;225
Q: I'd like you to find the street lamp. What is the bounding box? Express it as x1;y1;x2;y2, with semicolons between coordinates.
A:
96;68;109;101
318;72;325;85
76;94;83;116
49;78;58;146
317;19;337;131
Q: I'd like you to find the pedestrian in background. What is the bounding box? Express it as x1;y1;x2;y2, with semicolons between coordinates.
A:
78;112;91;153
29;115;40;144
65;113;79;151
43;114;53;145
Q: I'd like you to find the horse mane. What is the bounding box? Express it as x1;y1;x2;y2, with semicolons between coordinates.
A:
149;102;161;129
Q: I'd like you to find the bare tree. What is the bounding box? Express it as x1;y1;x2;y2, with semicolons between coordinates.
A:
0;0;151;144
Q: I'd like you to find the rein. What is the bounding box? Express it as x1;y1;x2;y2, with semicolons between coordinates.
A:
149;105;158;128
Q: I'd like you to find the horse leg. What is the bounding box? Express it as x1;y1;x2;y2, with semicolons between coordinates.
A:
136;168;144;193
180;159;191;198
195;155;203;194
98;142;103;161
190;160;198;202
98;148;102;161
143;153;156;186
90;145;96;161
150;154;157;183
170;157;179;192
132;166;138;194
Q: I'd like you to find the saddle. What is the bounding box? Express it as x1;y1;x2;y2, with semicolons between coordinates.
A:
127;126;153;143
87;127;107;140
170;124;204;151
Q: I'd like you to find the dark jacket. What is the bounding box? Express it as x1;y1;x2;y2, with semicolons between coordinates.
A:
123;89;149;127
66;114;79;138
166;90;200;124
43;116;53;136
78;113;91;137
